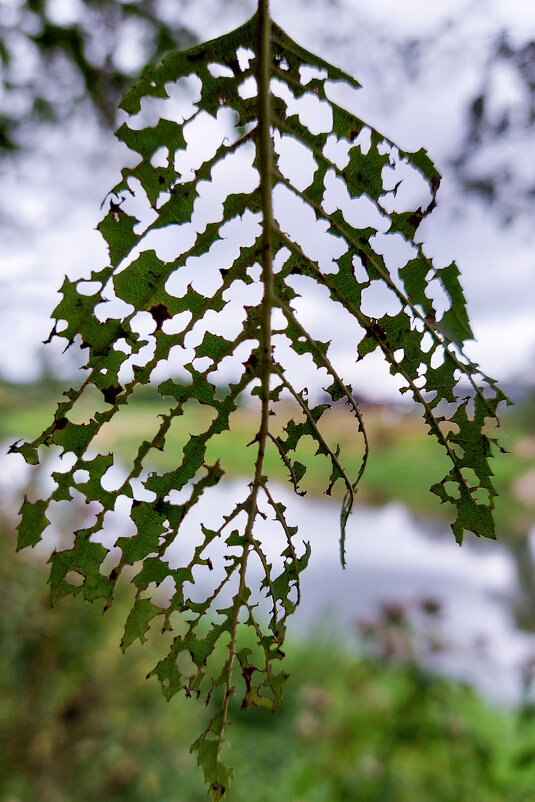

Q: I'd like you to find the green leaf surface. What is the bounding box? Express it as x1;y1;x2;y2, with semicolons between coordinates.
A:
17;498;49;550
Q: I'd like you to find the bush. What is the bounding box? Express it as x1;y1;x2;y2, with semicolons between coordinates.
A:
3;528;535;802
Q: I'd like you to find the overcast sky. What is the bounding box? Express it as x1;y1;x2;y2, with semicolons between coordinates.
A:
1;0;534;398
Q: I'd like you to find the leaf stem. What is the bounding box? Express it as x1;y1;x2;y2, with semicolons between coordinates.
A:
217;0;274;757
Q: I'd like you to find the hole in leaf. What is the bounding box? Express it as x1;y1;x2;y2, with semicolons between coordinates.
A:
360;283;402;319
323;134;350;170
420;331;434;352
351;126;372;154
208;62;235;79
323;170;386;230
425;278;449;318
299;65;328;85
430;346;445;369
150;147;168;168
370;231;417;274
130;476;157;503
238;75;256;100
73;469;90;484
99;462;129;493
352;254;369;284
274;133;317;191
65;571;84;587
236;46;254;70
77;281;101;296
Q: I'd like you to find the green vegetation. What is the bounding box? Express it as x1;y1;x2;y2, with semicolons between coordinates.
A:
3;0;534;798
4;381;535;798
5;4;515;794
0;0;196;152
3;529;535;802
3;384;533;536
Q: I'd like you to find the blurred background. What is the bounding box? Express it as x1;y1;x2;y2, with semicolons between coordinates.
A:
1;0;535;799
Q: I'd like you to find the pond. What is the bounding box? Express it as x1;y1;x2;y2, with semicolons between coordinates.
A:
162;478;535;704
3;448;535;705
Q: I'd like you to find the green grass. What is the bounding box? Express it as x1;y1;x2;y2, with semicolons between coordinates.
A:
3;386;533;538
3;384;535;799
3;533;535;802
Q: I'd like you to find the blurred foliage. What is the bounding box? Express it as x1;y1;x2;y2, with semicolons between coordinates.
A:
2;0;535;219
2;0;535;223
3;382;532;537
4;518;535;801
452;33;535;219
0;0;198;151
512;387;535;436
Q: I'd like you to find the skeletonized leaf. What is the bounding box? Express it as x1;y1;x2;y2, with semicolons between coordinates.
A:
12;9;506;798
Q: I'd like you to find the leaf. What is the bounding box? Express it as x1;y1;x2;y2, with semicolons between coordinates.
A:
191;730;233;802
13;7;507;798
436;262;474;346
17;497;49;550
